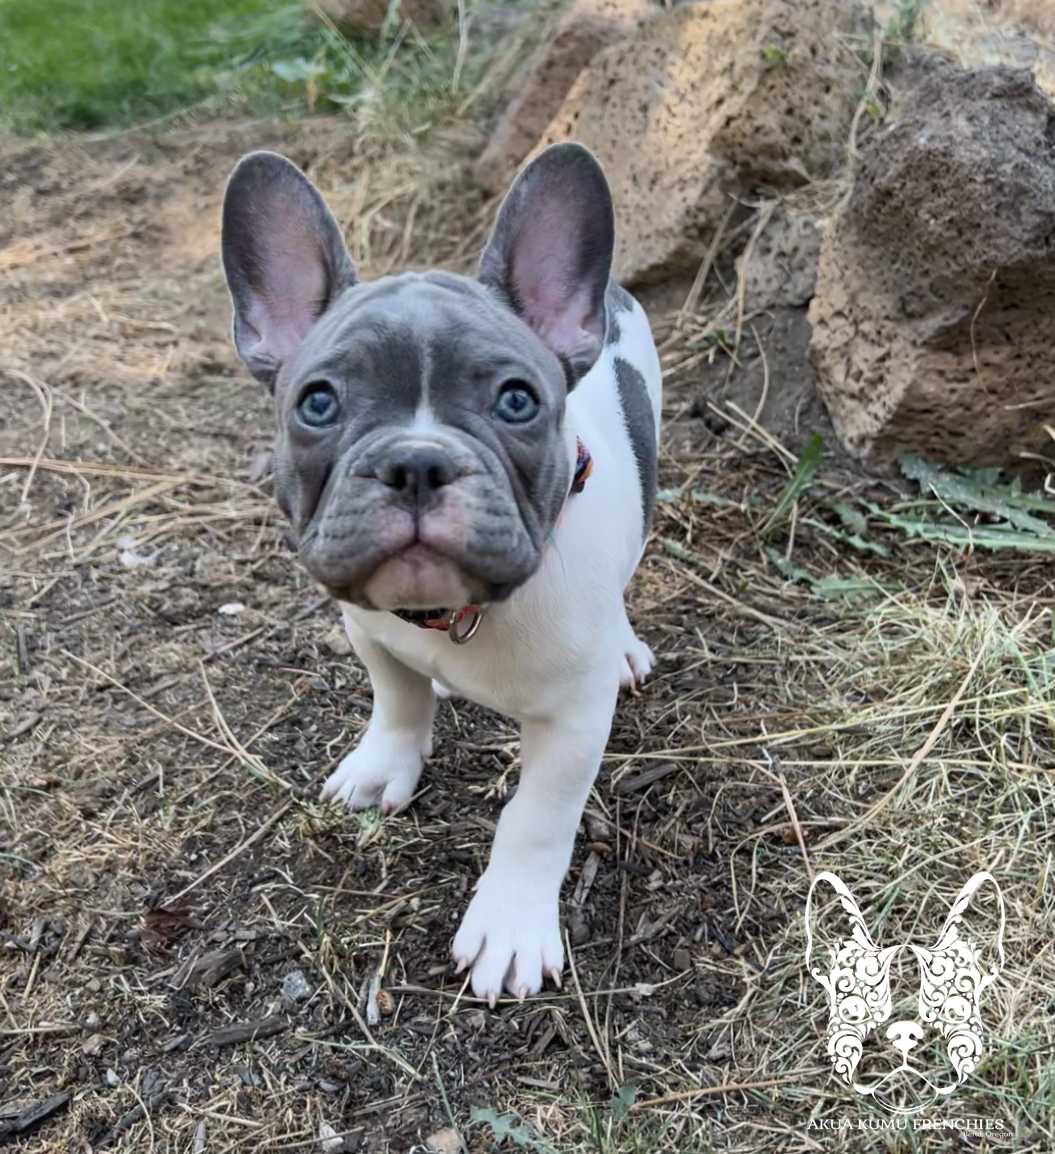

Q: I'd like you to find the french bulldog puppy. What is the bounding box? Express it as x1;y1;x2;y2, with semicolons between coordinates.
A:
220;142;661;1003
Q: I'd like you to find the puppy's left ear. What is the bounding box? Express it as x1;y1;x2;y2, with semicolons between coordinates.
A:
479;142;614;384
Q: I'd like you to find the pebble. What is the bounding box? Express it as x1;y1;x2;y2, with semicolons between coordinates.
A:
319;1121;343;1152
425;1127;464;1154
323;625;353;656
281;969;311;1001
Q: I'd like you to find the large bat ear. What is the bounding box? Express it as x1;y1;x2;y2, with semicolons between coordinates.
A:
805;871;888;991
923;871;1006;990
221;151;358;387
478;141;614;385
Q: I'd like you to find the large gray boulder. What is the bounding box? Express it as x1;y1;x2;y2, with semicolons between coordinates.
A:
808;64;1055;471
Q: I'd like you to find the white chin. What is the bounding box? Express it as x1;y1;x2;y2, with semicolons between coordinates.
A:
363;545;477;610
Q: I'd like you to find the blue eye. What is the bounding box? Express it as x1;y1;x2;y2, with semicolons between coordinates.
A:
297;383;339;428
494;382;540;424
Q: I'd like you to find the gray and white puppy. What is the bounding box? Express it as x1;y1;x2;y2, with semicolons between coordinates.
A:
221;142;662;1003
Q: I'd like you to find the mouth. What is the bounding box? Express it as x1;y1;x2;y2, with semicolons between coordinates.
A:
300;486;540;610
334;541;485;611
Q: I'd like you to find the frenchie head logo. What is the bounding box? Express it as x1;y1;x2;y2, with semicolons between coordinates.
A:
805;870;1005;1114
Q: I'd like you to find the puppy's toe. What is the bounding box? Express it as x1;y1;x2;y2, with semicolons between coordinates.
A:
540;933;565;987
469;946;512;1006
508;948;543;1001
451;917;485;976
620;636;654;692
321;766;378;810
380;775;416;814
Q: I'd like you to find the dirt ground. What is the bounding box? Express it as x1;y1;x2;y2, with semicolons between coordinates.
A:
2;116;1054;1154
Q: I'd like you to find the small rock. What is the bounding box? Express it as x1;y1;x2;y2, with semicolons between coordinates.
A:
83;1011;101;1029
569;910;590;946
673;946;692;972
809;61;1055;469
82;1033;106;1057
323;625;353;656
281;969;311;1002
583;812;610;841
318;1121;343;1153
217;602;246;616
706;1038;733;1061
116;535;156;569
104;1068;121;1087
425;1127;464;1154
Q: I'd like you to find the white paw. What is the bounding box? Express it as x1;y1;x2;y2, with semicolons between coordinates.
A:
451;868;564;1005
320;734;425;814
431;678;454;700
620;635;654;693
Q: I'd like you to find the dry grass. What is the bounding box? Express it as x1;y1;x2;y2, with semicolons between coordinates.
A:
3;38;1055;1154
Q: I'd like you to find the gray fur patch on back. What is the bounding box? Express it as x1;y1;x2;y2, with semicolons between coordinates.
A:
614;357;657;537
605;281;634;346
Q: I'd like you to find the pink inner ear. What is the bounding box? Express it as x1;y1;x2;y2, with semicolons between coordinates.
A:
509;210;601;362
522;281;597;361
251;235;330;363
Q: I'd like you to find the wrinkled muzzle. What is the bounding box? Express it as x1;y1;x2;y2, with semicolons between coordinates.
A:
294;432;549;610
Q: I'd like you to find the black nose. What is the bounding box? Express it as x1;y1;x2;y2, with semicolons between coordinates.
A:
377;447;456;495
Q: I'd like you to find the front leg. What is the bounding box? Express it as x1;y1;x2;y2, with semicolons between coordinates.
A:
451;679;618;1003
321;620;435;814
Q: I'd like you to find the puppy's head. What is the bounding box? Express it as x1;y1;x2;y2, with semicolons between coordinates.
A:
220;143;614;610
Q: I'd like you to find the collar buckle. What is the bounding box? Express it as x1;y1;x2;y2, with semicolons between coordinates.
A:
448;604;484;644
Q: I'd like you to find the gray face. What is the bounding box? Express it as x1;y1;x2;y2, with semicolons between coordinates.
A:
221;143;614;610
274;273;571;608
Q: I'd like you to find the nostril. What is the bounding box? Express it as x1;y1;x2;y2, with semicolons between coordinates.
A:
378;449;454;494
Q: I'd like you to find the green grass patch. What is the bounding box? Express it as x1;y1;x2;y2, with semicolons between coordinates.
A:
0;0;322;132
0;0;478;136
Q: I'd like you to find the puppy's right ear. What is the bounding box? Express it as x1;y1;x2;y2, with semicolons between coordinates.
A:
221;151;358;387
